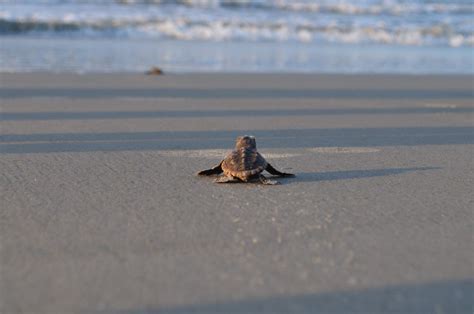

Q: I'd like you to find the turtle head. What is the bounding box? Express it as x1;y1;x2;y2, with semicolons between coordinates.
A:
235;135;257;149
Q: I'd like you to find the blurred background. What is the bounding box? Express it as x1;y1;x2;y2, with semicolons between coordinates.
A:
0;0;473;73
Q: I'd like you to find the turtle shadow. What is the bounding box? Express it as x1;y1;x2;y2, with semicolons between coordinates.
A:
197;174;292;186
280;167;439;184
195;167;437;185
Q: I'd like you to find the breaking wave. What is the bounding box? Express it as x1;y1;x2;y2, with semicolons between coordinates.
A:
0;0;472;47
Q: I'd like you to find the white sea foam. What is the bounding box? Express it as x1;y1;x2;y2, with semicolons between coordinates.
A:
0;0;472;47
1;0;472;73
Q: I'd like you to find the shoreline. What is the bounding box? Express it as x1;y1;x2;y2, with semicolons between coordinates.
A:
1;72;472;87
2;71;474;75
2;37;473;74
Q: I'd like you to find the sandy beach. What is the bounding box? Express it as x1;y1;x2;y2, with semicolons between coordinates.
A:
1;73;473;313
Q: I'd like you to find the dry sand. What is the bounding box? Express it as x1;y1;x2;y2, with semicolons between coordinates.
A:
1;73;473;313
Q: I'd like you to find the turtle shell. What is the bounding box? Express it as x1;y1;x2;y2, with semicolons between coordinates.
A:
221;147;268;181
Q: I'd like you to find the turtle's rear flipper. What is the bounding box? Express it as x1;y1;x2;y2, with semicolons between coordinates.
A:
259;174;279;185
215;176;240;183
266;163;295;177
197;161;223;176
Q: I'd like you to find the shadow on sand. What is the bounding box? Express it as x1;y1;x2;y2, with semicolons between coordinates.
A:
1;87;473;100
204;167;438;186
94;279;472;314
1;107;473;121
289;167;438;183
1;127;472;154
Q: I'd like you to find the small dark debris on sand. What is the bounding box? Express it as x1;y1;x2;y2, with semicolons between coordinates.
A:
146;67;164;75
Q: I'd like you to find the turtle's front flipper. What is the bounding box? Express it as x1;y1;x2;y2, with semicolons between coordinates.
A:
197;161;223;176
215;175;240;183
265;163;295;177
259;174;279;185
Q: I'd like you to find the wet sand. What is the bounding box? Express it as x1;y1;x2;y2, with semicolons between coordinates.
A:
1;73;473;313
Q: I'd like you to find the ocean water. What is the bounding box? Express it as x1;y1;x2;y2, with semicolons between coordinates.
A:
0;0;473;73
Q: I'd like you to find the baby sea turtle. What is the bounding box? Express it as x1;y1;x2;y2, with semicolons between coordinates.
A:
145;66;164;75
197;135;295;185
